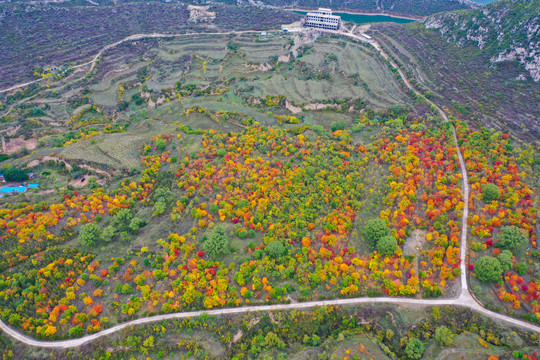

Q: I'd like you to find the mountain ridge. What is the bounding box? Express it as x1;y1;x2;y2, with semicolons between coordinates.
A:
423;0;540;81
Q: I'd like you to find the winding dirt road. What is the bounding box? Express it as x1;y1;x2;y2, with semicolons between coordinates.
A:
0;28;538;349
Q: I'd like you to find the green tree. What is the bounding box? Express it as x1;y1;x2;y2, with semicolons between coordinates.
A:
154;138;167;151
78;223;101;247
3;167;28;182
217;148;226;157
266;241;286;259
435;326;455;346
101;225;116;242
377;235;398;256
68;326;84;337
209;203;219;214
496;250;513;272
153;200;167;216
203;225;231;259
482;183;500;203
514;262;528;276
114;209;133;228
365;218;391;247
498;226;528;249
475;256;503;282
330;120;346;132
129;217;146;234
264;332;285;350
405;338;425;360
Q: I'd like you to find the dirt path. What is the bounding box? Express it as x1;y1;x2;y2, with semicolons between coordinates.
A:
0;28;538;350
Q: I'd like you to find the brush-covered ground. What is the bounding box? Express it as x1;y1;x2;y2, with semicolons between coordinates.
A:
2;304;539;360
0;31;537;356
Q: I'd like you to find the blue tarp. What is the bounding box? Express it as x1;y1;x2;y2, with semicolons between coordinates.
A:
0;186;27;193
27;184;39;188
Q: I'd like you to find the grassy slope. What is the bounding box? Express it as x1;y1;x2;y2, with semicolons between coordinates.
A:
0;3;300;88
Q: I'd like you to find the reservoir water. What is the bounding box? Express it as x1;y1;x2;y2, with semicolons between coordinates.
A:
294;11;416;24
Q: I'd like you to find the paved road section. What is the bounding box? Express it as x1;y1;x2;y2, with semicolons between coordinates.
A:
0;27;538;349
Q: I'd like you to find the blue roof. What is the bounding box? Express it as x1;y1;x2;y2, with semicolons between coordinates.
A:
27;184;39;188
0;186;27;193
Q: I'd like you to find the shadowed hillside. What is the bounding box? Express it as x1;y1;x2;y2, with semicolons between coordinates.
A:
372;0;540;142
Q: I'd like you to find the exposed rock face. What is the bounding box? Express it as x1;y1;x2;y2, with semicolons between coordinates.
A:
423;0;539;81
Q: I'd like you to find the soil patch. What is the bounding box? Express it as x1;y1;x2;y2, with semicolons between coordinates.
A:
285;100;302;114
404;229;425;255
3;137;38;154
304;103;339;111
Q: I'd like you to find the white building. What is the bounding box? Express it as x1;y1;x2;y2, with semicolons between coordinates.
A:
361;34;373;42
303;8;341;31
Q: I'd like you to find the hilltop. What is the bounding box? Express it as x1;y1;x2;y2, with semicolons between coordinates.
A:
0;0;477;17
0;2;300;88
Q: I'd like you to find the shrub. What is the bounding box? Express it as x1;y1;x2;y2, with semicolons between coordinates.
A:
482;183;500;203
514;262;528;276
498;226;528;249
435;326;455;346
101;225;116;242
154;138;167;151
377;235;398;256
475;256;503;282
129;217;146;234
330;120;346;132
217;148;226;157
405;338;425;359
266;241;286;259
203;225;231;259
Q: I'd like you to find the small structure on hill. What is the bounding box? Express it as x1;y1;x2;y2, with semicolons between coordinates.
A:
361;33;374;42
303;8;341;31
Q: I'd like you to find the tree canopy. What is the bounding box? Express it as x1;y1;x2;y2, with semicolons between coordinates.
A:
78;223;101;247
482;183;500;203
475;255;503;282
498;226;528;249
377;235;398;256
496;250;513;272
405;338;425;359
435;325;455;346
266;241;286;259
203;225;231;259
365;218;391;247
3;167;28;182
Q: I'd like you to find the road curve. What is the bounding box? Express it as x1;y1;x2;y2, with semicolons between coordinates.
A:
0;28;538;349
1;295;538;349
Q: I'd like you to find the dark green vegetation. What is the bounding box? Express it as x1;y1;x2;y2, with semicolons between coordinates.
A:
2;167;28;182
371;0;540;142
0;2;300;88
475;256;504;282
2;305;539;360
